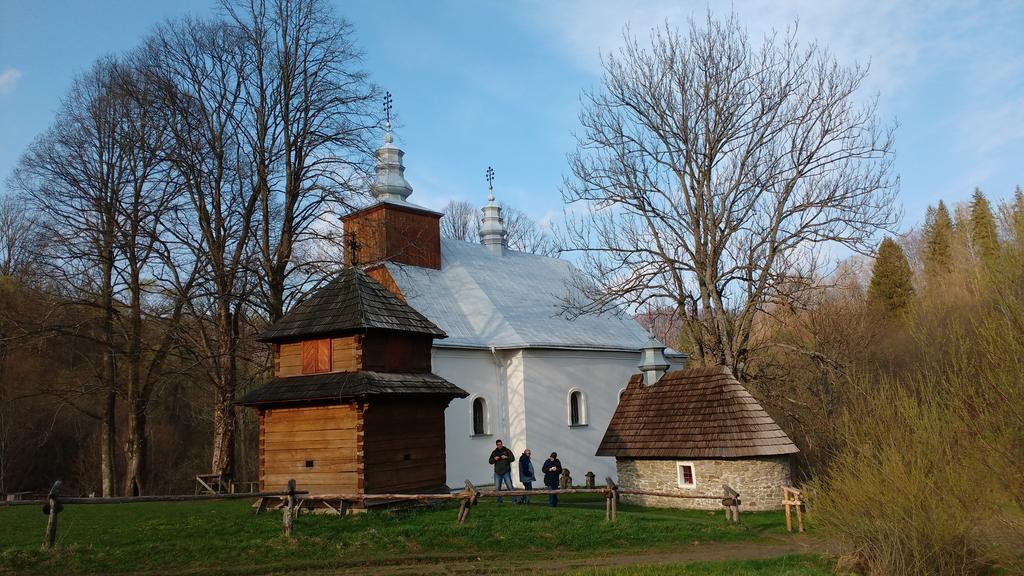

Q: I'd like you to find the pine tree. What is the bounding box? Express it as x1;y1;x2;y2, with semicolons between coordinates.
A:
868;237;916;318
922;200;953;282
969;188;1000;269
1011;185;1024;250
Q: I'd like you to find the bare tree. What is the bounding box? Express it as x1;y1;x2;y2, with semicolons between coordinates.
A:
560;15;899;376
0;196;40;280
145;17;257;482
109;59;189;496
222;0;378;323
441;199;557;256
502;205;557;257
440;200;479;241
10;58;130;496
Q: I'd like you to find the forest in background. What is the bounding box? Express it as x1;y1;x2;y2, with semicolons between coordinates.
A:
1;4;1022;573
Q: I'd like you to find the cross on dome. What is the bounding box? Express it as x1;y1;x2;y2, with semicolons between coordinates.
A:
479;166;506;255
371;91;413;202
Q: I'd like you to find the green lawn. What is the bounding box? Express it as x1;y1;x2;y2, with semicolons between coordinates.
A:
0;494;828;575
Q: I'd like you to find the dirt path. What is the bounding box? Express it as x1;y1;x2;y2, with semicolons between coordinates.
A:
294;535;834;575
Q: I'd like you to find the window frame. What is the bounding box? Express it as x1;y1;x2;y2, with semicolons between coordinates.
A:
676;462;697;488
470;396;489;436
567;388;588;427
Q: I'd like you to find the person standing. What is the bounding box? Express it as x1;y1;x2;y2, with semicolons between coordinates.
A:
488;439;516;503
518;449;535;505
542;452;563;507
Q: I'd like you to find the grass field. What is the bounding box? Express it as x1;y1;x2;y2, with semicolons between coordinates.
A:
0;493;830;575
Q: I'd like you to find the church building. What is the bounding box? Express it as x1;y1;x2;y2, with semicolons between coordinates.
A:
335;118;675;486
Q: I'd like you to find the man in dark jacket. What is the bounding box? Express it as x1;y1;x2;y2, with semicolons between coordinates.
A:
542;452;563;507
488;439;516;503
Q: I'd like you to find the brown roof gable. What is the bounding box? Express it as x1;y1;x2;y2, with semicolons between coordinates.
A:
596;366;799;459
257;267;446;342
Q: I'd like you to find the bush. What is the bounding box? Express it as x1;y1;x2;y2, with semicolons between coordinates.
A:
812;289;1024;575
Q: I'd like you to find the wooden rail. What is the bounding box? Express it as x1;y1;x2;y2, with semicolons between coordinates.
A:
0;490;306;507
25;480;309;548
20;476;743;548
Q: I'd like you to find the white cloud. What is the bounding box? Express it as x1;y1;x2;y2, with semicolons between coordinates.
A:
523;0;965;99
0;67;22;95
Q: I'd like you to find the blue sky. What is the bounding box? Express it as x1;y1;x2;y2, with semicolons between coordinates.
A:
2;0;1022;233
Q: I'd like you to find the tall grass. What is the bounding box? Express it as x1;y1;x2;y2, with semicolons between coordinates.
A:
812;285;1024;575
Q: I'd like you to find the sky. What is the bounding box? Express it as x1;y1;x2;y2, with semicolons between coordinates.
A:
1;0;1023;234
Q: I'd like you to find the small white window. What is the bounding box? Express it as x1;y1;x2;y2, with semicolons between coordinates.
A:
568;389;587;427
677;462;696;488
617;387;627;403
472;397;488;435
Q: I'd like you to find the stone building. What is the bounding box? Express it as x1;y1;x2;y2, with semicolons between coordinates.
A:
597;340;799;511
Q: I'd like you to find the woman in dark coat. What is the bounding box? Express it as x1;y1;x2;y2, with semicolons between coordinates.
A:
542;452;563;507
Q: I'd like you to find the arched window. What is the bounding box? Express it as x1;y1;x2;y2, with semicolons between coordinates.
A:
472;397;487;435
568;389;587;427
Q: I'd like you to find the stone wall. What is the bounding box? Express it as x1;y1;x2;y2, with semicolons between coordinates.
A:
616;457;791;511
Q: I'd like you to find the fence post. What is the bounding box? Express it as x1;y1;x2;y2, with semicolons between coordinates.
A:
457;480;477;525
795;492;804;533
722;485;740;523
42;480;63;549
282;479;296;537
604;478;611;521
604;477;618;523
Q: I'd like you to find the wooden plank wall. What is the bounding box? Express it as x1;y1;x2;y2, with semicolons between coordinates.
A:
361;333;431;373
276;336;361;377
384;209;441;269
343;205;441;269
332;336;361;372
362;400;448;493
278;343;303;376
366;265;406;302
343;207;386;266
260;405;362;494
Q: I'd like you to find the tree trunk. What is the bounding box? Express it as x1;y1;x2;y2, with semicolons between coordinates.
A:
211;391;236;481
123;400;146;496
100;389;116;497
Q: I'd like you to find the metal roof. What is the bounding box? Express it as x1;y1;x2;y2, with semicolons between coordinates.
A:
382;239;654;351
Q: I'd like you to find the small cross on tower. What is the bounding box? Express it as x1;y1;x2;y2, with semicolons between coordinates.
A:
347;231;361;266
486;166;495;191
384;91;393;129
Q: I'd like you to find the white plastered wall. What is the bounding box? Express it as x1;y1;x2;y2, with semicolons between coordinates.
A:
432;348;506;486
519;349;642;485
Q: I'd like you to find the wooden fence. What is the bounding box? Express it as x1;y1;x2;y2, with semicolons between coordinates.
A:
4;477;744;549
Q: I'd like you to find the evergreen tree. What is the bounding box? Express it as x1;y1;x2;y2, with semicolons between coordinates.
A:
969;188;1000;268
868;237;916;317
922;200;953;282
1011;185;1024;250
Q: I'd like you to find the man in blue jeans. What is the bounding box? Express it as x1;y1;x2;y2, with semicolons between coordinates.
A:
488;439;516;503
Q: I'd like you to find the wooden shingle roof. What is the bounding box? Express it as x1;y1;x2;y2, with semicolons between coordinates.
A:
596;366;799;459
257;267;446;342
236;371;468;406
